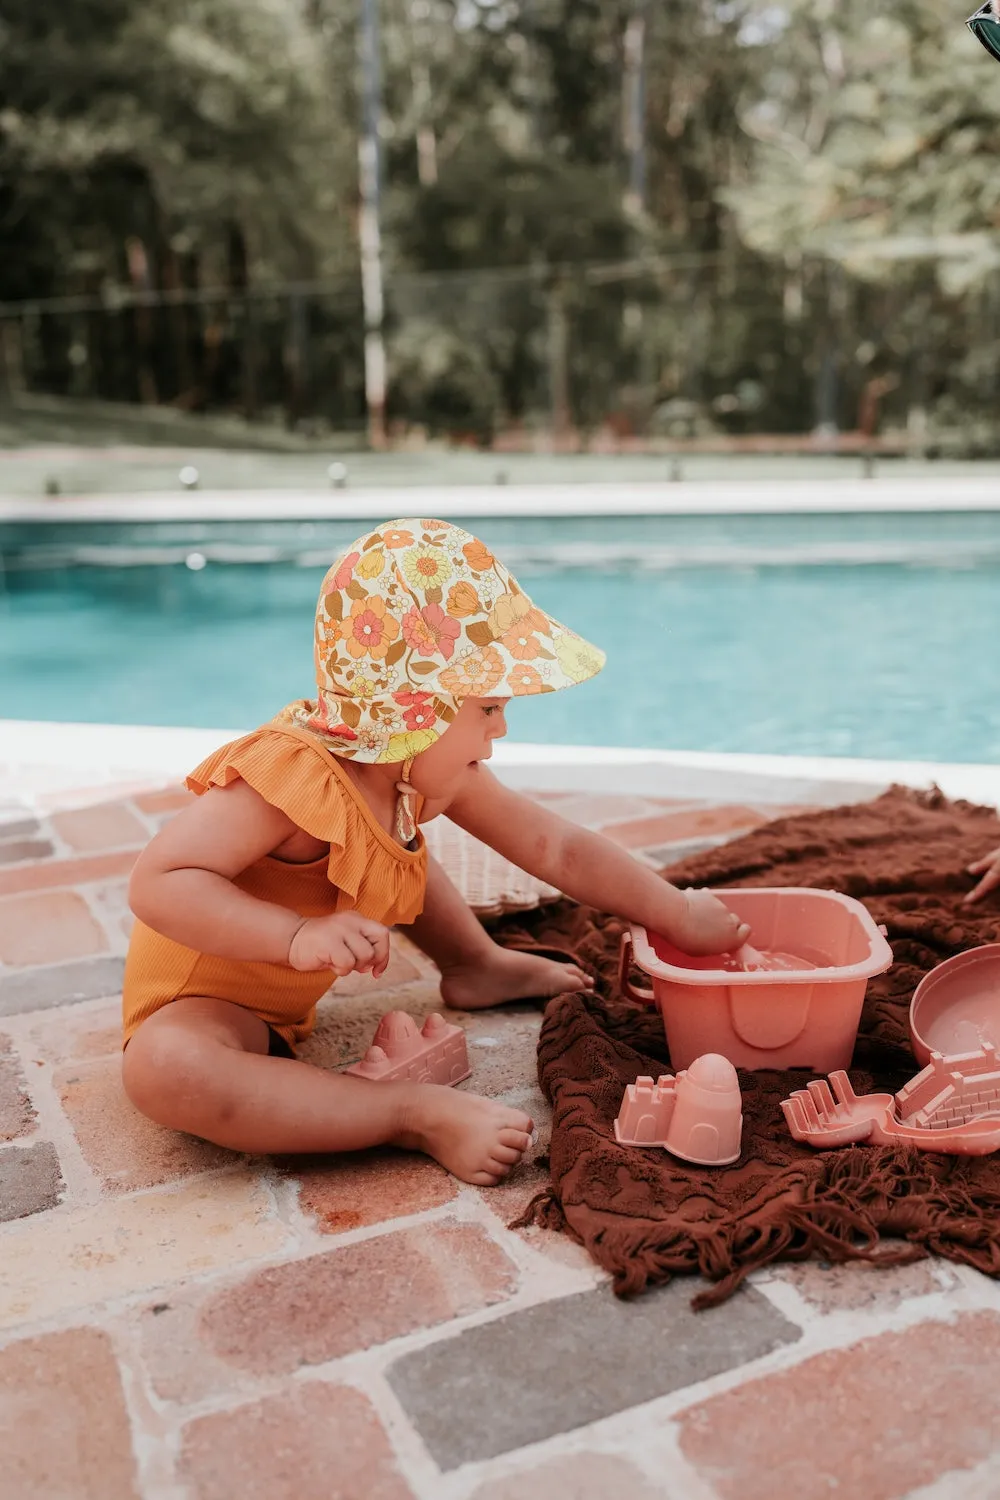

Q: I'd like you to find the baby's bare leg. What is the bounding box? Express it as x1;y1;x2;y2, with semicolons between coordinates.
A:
122;996;532;1185
404;852;593;1009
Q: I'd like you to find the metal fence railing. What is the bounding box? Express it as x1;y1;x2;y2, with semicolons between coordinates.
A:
3;252;999;452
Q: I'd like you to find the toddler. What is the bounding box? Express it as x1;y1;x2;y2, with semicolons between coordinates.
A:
123;519;750;1185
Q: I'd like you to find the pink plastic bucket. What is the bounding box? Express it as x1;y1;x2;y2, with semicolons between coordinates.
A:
619;887;894;1071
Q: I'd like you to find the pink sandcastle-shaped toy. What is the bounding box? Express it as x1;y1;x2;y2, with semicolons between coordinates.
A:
615;1053;744;1166
344;1012;471;1086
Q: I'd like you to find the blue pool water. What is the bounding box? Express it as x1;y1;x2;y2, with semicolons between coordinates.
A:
3;511;1000;762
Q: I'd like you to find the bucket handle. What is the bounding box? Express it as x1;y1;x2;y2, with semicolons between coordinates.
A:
619;930;656;1005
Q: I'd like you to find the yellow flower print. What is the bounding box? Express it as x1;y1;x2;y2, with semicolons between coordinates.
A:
352;672;388;699
357;547;386;580
382;728;438;763
344;595;400;661
403;544;452;592
438;645;505;698
554;630;604;684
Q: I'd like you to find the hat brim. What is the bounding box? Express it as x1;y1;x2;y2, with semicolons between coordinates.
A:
435;599;606;702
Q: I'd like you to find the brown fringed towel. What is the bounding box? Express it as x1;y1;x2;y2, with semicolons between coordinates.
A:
497;786;1000;1307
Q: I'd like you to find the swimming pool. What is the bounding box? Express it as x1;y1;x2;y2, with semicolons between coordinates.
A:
3;511;1000;762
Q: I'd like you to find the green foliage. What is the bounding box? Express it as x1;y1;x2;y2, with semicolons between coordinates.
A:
3;0;1000;438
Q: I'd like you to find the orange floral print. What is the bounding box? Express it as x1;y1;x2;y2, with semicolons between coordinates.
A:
506;664;545;694
438;645;506;697
446;580;480;618
463;539;495;572
503;625;542;661
402;603;461;659
344;596;400;660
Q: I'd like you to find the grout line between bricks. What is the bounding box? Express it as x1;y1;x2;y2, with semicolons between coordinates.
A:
0;1024;106;1207
104;1313;187;1500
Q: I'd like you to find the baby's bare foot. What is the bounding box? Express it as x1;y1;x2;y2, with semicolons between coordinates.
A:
396;1085;533;1186
440;945;593;1012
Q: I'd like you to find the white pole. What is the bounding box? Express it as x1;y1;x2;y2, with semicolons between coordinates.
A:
359;0;387;448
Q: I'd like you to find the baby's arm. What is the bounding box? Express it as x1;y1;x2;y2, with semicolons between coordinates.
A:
447;770;748;954
128;780;388;974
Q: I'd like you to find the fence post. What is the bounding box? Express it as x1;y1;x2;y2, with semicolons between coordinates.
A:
546;278;571;445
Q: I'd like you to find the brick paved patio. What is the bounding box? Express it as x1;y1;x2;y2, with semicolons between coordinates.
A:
3;766;1000;1500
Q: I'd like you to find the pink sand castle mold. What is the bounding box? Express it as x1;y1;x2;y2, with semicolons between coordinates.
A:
344;1011;471;1086
614;1053;743;1166
614;1075;677;1147
619;887;893;1072
781;1046;1000;1156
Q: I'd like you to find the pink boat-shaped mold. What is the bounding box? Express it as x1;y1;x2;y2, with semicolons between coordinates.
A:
344;1011;471;1086
781;1045;1000;1156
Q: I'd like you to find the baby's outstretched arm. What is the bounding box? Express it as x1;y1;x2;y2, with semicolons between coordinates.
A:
448;770;749;954
129;779;387;975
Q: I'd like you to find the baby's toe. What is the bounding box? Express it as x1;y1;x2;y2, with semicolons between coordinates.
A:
470;1169;502;1187
492;1143;523;1166
487;1157;515;1178
499;1127;533;1151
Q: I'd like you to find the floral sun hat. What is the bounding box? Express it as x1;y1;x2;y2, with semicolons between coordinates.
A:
279;518;605;763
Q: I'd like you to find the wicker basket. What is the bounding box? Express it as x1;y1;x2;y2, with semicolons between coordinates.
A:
423;817;562;919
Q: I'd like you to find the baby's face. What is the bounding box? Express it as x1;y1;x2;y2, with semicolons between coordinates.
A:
410;697;509;799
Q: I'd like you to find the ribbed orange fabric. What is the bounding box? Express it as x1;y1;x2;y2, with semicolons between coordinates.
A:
122;720;427;1051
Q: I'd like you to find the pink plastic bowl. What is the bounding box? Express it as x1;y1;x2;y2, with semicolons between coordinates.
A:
909;944;1000;1067
619;887;894;1072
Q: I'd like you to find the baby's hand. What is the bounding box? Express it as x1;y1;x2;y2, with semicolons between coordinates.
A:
673;888;751;956
965;845;1000;905
288;912;390;976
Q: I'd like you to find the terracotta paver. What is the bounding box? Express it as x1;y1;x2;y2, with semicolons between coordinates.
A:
136;1218;518;1404
601;803;764;850
51;803;148;851
0;1172;286;1330
56;1055;234;1192
290;1149;459;1234
0;889;108;965
133;785;195;814
0;848;138;896
772;1255;949;1314
179;1382;414;1500
0;1327;141;1500
678;1311;1000;1500
197;1220;518;1376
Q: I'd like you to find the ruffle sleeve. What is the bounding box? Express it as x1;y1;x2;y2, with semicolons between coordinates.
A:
186;723;426;922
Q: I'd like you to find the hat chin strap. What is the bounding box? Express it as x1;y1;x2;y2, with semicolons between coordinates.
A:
394;757;418;845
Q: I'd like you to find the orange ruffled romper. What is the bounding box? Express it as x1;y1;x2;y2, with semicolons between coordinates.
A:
121;720;428;1052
